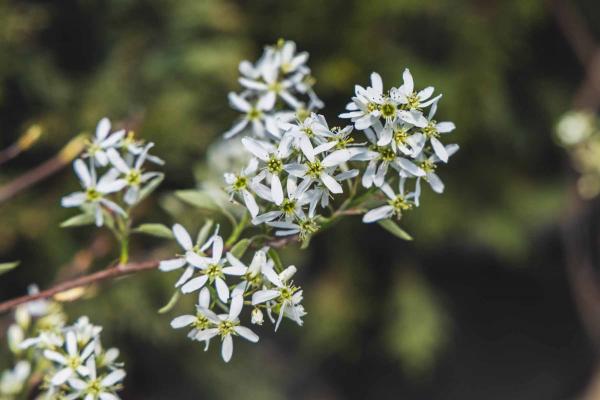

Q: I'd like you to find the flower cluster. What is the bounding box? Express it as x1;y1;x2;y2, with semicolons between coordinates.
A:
224;39;322;140
340;70;458;223
160;223;305;362
62;117;164;227
1;288;124;400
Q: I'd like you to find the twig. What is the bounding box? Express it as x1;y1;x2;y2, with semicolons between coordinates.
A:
0;260;159;314
0;134;86;205
0;125;43;167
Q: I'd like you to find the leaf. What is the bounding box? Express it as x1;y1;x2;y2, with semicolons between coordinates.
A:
377;219;413;241
196;219;214;245
230;239;251;259
0;261;20;276
133;223;174;239
268;248;284;272
60;213;95;228
158;290;181;314
175;190;218;210
138;173;165;203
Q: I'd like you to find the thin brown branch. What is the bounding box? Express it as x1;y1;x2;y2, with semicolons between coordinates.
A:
0;125;43;167
0;135;86;205
0;259;159;314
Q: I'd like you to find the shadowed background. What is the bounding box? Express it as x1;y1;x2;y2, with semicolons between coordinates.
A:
0;0;598;399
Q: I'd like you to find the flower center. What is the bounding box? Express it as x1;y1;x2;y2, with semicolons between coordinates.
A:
233;176;247;191
267;157;283;174
85;188;102;202
87;379;102;395
302;127;314;138
193;314;210;330
126;170;142;186
405;92;421;110
205;263;223;280
394;128;409;144
268;81;283;94
389;196;413;213
218;320;236;337
306;160;324;178
378;147;396;162
380;102;397;119
299;218;319;240
67;356;81;369
367;102;378;113
420;160;436;174
247;108;262;121
422;121;439;138
280;198;297;215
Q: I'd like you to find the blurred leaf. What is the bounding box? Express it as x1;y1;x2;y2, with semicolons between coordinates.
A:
268;248;283;272
378;219;413;241
175;190;218;210
196;219;214;245
133;223;174;239
60;213;95;228
138;173;165;203
230;238;250;258
158;290;181;314
0;261;20;276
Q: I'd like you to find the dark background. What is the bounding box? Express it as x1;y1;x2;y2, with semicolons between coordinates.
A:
1;0;599;399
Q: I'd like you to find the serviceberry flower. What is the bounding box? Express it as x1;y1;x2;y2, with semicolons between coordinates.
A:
61;160;126;226
84;118;125;167
66;358;125;400
362;178;418;223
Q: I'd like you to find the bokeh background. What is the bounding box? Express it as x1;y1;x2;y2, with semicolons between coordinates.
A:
1;0;600;399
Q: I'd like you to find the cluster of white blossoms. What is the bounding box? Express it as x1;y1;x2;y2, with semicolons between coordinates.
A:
159;223;305;362
1;288;124;400
61;117;164;227
158;40;457;363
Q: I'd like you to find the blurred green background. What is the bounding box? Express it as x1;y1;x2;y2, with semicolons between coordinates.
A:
0;0;598;399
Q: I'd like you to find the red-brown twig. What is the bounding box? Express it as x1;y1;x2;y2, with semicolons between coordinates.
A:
0;135;86;205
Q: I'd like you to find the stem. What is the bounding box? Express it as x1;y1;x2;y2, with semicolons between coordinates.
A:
119;236;129;264
225;211;249;247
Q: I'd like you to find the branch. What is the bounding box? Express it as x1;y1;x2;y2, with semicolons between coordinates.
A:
0;125;43;167
0;260;159;314
0;135;86;205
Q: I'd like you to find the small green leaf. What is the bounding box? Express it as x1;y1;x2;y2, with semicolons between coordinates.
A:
60;213;95;228
268;248;284;272
175;190;218;210
230;239;251;259
133;223;174;239
0;261;20;276
138;173;164;203
158;290;181;314
377;219;413;241
196;219;214;245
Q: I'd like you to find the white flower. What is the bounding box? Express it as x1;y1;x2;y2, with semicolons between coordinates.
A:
61;160;127;226
415;143;460;194
119;131;165;166
409;102;456;162
362;178;418;223
251;308;264;325
106;144;162;205
44;331;94;385
241;136;293;205
66;358;125;400
282;113;333;161
339;72;385;130
390;68;441;110
224;92;282;139
193;295;259;363
84;118;125;167
252;266;305;331
170;288;214;350
251;176;313;225
159;224;220;289
0;361;30;396
181;235;245;302
224;158;260;217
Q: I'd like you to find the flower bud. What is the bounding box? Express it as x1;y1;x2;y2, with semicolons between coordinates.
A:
279;265;297;282
7;324;24;354
251;308;264;325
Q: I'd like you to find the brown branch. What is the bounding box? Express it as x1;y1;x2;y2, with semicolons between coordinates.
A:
0;135;86;205
0;125;43;167
0;234;299;314
0;259;160;314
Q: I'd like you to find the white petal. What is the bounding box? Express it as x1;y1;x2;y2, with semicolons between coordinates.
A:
173;224;193;251
322;149;352;167
271;175;284;205
241;138;269;161
402;68;414;94
195;328;218;342
181;275;209;293
215;278;230;302
61;192;86;207
363;205;394;223
427;172;445;193
229;295;243;320
252;289;280;305
51;367;73;385
221;335;233;362
370;72;383;94
170;315;197;329
159;258;187;272
73;159;92;187
228;92;251;112
234;326;259;343
437;121;456;133
106;148;130;174
320;173;343;194
431;137;449;163
101;369;126;386
242;190;259;218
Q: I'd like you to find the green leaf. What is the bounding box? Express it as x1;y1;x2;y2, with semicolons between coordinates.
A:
138;173;164;203
196;219;214;245
175;190;218;210
0;261;20;276
377;219;413;241
60;213;95;228
133;223;174;239
268;248;284;272
158;290;181;314
230;239;251;259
